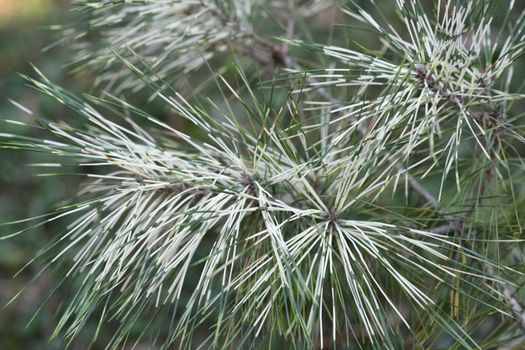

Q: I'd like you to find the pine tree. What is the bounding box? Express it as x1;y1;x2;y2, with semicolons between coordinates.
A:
2;0;525;348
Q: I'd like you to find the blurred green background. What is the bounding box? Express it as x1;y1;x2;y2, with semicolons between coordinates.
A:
0;1;89;348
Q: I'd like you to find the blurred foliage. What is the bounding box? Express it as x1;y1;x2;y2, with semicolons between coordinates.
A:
0;0;52;25
0;1;87;349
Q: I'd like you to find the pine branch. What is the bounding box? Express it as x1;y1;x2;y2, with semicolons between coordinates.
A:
4;1;525;348
222;15;525;337
262;33;525;335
